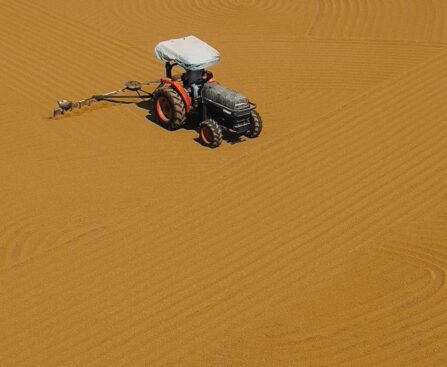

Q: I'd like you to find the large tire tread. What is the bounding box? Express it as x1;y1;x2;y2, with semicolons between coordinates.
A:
245;110;263;138
199;119;223;148
153;87;186;130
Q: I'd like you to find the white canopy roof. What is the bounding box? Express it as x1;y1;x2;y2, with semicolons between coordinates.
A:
154;35;220;71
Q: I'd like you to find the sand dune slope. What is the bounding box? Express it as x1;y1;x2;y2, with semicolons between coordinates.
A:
0;1;447;366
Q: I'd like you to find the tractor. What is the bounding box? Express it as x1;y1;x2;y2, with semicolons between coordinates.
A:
53;36;263;148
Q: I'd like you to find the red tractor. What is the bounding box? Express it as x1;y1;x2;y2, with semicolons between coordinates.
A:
53;36;263;148
153;36;262;148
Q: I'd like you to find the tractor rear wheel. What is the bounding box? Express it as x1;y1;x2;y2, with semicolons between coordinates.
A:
153;87;186;130
245;110;263;138
199;119;222;148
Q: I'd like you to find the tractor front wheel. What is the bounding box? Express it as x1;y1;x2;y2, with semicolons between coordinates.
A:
245;110;263;139
153;87;186;130
198;119;223;148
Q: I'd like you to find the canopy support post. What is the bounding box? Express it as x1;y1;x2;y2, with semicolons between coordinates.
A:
165;61;177;78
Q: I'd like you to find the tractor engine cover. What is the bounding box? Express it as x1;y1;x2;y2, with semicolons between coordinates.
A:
202;83;250;111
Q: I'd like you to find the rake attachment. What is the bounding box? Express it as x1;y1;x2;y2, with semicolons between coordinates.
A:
52;80;158;118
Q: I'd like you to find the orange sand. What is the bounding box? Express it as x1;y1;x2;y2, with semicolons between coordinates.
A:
1;1;447;366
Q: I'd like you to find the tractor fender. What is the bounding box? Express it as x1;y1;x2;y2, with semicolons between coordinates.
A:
160;78;192;113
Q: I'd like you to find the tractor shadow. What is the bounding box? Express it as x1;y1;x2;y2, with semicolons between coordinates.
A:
136;100;246;146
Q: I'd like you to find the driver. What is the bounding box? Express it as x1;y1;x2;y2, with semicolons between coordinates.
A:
182;69;204;102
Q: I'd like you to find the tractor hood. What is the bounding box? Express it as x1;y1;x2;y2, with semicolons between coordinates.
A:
154;35;220;71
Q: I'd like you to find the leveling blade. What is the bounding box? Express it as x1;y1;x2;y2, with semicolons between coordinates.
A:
52;80;157;118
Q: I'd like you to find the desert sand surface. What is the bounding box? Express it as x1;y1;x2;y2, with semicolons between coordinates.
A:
1;0;447;365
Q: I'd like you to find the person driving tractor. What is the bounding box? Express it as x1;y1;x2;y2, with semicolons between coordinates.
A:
182;69;203;100
182;69;214;105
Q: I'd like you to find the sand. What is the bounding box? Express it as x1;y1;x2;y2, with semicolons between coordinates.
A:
1;0;447;365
